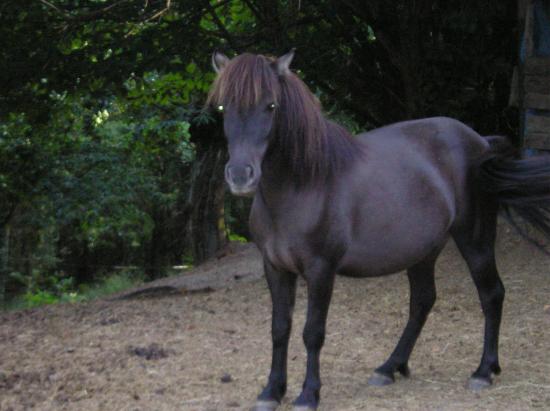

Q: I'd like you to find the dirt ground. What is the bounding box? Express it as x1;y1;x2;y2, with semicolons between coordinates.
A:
1;223;549;411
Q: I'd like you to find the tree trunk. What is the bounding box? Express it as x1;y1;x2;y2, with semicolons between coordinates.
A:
0;223;10;306
188;147;228;264
58;222;93;284
184;117;229;265
145;206;172;279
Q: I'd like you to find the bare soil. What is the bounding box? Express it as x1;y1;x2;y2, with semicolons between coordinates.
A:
1;223;549;411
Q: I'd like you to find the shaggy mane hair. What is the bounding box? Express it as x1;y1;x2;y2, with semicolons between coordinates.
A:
207;53;360;184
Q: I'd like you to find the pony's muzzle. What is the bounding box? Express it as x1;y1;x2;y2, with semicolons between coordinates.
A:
225;164;257;196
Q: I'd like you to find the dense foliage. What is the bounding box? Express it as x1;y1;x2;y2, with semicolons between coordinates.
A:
0;0;518;306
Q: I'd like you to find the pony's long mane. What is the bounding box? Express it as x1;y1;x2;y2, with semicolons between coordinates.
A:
207;53;360;185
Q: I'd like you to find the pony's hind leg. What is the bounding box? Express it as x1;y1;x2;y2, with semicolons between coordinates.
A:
369;253;438;386
452;191;504;389
453;230;505;390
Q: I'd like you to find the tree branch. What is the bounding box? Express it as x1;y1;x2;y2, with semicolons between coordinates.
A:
145;0;172;21
204;1;240;52
242;0;263;22
39;0;72;18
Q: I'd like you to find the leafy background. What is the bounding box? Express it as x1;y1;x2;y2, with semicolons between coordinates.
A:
0;0;519;307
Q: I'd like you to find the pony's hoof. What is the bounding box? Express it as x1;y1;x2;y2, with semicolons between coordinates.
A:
252;400;280;411
292;406;317;411
368;372;394;386
467;377;492;391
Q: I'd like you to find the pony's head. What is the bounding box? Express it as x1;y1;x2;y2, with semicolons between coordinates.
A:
207;51;296;195
207;50;333;196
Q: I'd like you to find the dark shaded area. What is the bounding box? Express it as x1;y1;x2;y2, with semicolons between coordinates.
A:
128;343;172;360
0;0;520;304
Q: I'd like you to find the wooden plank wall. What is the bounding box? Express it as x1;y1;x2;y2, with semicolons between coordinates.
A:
520;0;550;150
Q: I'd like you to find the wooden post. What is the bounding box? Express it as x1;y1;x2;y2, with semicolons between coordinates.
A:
518;0;550;150
518;1;535;149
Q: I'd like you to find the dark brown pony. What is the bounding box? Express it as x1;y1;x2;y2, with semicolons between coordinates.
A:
208;51;550;411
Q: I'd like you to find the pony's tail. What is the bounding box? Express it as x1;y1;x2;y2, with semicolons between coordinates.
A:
478;137;550;252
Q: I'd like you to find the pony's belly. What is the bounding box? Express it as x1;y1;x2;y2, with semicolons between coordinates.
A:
337;256;410;277
337;234;448;277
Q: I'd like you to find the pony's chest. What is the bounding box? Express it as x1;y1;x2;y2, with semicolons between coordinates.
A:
250;208;311;275
261;235;302;274
249;189;334;274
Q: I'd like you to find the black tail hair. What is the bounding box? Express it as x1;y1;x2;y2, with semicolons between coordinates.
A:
478;137;550;252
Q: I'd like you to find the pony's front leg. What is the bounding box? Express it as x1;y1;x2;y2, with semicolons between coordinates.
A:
293;260;335;411
254;261;297;411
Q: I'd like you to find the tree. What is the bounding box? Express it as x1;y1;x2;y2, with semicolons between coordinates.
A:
0;0;519;304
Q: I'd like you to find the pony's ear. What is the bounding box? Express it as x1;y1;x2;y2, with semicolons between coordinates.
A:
275;48;295;75
212;51;229;73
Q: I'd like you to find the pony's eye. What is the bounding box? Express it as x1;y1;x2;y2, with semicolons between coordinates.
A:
216;105;224;113
267;102;277;111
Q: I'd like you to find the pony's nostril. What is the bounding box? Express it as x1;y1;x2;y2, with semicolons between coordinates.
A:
226;165;254;187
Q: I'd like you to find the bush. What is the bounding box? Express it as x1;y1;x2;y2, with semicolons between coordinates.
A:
4;270;144;311
78;271;144;301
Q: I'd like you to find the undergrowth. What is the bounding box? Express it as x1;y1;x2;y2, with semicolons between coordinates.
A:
4;270;144;311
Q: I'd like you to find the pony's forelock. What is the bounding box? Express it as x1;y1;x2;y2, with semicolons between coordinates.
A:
207;53;280;111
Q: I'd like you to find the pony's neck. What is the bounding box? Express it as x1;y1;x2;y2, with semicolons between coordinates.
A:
264;113;360;188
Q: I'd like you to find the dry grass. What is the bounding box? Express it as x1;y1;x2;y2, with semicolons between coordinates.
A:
1;223;549;411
